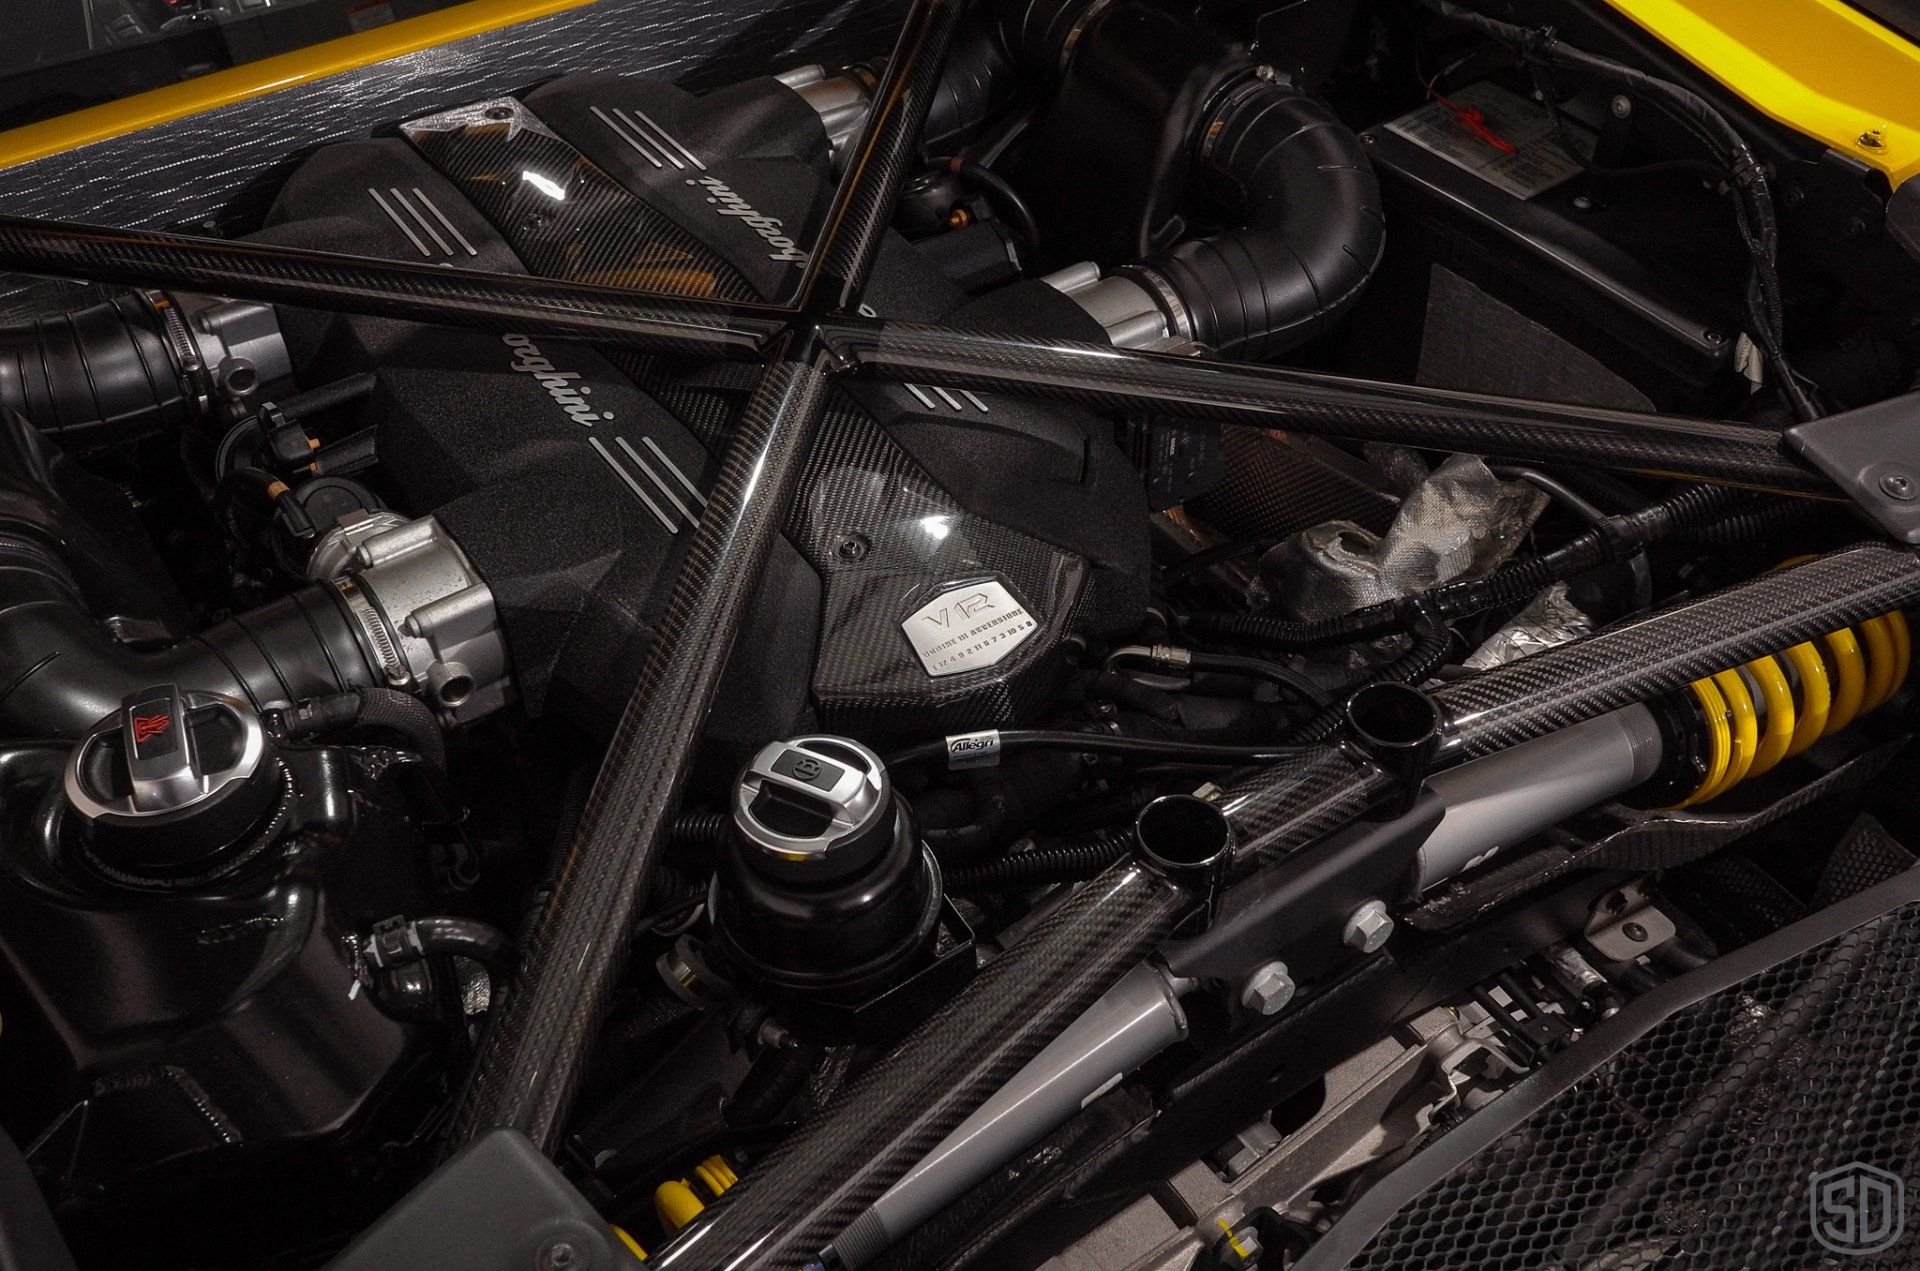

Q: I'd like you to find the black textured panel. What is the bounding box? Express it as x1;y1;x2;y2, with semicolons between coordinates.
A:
402;96;758;300
1318;888;1920;1269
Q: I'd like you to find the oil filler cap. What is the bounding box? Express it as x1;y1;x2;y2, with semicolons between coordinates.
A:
64;685;278;876
732;735;893;882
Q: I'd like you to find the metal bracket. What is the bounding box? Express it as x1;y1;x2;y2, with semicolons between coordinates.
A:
1783;391;1920;543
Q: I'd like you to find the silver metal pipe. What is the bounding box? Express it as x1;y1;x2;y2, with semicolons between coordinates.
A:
1417;704;1665;892
830;962;1192;1268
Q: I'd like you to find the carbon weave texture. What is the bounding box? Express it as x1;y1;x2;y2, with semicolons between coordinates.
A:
402;97;759;300
651;862;1188;1271
620;364;1094;739
1189;428;1401;543
1434;544;1920;759
791;397;1088;740
1337;900;1920;1269
806;0;963;307
826;320;1823;492
450;355;835;1151
0;216;780;355
1216;747;1392;868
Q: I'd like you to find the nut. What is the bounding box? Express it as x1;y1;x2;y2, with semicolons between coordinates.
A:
1343;899;1396;954
1240;961;1295;1015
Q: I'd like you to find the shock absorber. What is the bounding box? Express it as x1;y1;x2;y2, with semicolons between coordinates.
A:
1664;606;1911;808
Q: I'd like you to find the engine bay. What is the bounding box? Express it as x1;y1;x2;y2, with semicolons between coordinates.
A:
1;0;1919;1266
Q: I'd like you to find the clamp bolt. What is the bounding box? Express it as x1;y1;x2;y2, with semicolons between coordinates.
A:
1343;899;1396;954
1240;961;1296;1015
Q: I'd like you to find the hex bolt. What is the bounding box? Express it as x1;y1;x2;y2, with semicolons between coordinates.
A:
1880;472;1917;501
1343;899;1395;954
1240;961;1296;1015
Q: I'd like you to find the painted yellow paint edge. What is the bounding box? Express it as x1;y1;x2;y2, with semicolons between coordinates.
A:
0;0;601;171
1602;0;1920;187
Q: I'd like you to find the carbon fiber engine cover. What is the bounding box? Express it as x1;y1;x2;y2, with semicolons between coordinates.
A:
260;68;1149;751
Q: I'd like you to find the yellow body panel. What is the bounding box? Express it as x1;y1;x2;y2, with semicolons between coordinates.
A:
1604;0;1920;186
0;0;599;171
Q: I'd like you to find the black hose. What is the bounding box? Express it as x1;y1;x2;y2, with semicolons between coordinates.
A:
669;811;733;853
1135;75;1385;359
278;686;447;773
888;729;1309;768
0;403;380;739
407;916;515;979
947;157;1041;251
0;292;191;456
943;828;1132;891
0;534;378;740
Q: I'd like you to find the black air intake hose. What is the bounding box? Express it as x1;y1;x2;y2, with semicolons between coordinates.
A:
0;536;379;739
1132;76;1384;360
996;0;1382;358
0;415;378;739
0;292;190;455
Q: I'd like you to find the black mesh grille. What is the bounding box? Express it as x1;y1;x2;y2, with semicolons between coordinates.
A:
1338;898;1920;1268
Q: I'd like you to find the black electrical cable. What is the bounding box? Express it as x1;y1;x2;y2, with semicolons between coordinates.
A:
1105;645;1332;707
217;465;317;539
1424;0;1818;421
887;729;1310;768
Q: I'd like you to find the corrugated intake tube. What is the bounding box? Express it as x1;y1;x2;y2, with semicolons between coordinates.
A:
0;409;377;738
0;292;190;455
1132;74;1385;359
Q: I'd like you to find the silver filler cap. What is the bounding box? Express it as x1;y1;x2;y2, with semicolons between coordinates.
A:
732;735;892;880
65;687;267;822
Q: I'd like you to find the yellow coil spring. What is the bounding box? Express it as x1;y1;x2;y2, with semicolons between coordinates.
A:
1672;607;1911;808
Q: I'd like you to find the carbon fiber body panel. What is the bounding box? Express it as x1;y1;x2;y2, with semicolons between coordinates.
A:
789;399;1090;739
400;96;760;299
